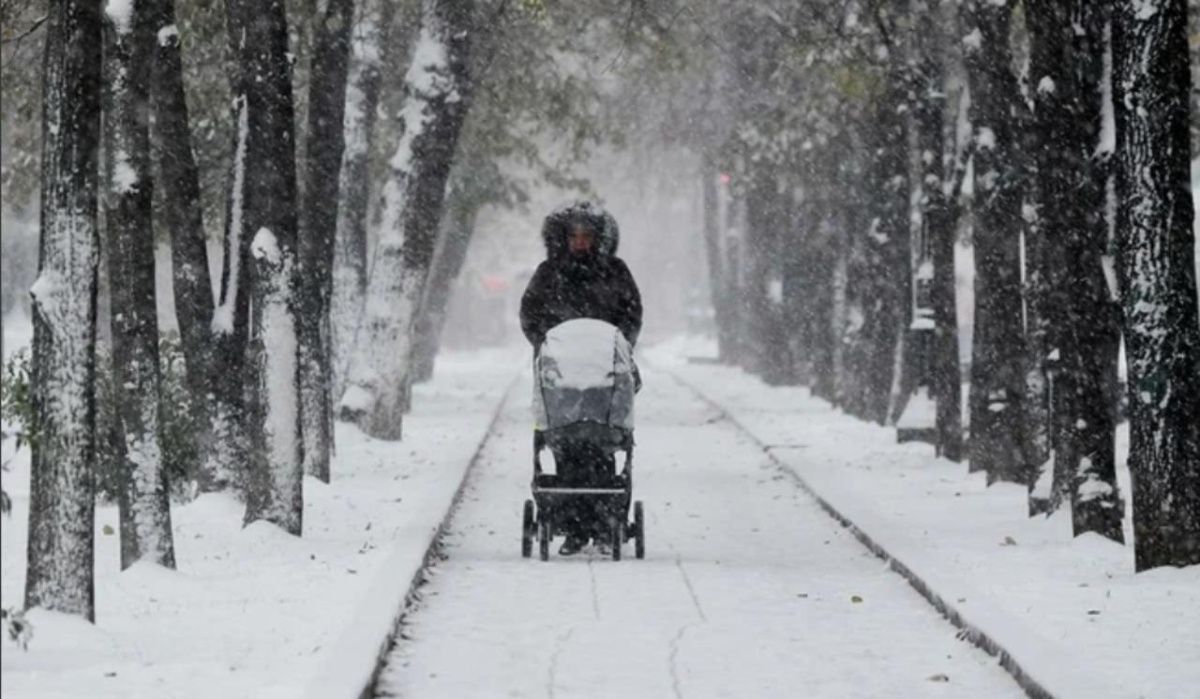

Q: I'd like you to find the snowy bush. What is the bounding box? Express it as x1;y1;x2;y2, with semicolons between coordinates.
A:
1;350;33;515
0;607;32;651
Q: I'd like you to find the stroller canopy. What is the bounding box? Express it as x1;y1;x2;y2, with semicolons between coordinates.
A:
533;319;636;432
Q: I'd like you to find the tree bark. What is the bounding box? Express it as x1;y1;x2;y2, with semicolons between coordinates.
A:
210;85;252;495
25;0;102;621
961;0;1032;485
104;0;176;569
1112;0;1200;570
147;0;219;491
331;0;395;399
299;0;355;483
1027;0;1124;540
338;0;474;440
228;0;304;534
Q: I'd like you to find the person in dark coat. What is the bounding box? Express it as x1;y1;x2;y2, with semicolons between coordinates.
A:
520;201;643;555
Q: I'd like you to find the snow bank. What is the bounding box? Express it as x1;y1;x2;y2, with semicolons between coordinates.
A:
1;348;521;698
649;336;1199;699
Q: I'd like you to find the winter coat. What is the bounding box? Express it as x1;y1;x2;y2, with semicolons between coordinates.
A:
519;201;643;348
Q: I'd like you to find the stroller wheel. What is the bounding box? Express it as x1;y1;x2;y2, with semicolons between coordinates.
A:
611;520;624;561
634;501;645;559
538;518;551;562
522;500;535;558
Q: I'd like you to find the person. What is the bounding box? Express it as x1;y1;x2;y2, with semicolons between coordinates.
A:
520;201;643;555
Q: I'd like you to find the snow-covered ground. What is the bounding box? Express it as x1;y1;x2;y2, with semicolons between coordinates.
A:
648;337;1200;699
374;362;1025;698
1;334;520;698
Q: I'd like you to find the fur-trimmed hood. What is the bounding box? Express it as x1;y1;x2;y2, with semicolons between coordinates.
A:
540;200;620;258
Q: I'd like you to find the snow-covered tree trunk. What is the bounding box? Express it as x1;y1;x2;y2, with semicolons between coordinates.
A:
331;0;395;399
1112;0;1200;570
913;0;963;462
298;0;355;483
961;0;1032;485
209;87;251;493
147;0;218;491
25;0;102;621
228;0;304;534
244;229;302;533
338;0;473;440
104;0;176;569
1027;0;1124;540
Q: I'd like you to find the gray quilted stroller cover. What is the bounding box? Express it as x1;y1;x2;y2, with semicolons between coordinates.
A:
533;319;636;432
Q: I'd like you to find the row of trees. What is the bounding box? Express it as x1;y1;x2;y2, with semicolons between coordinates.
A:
673;0;1199;571
11;0;634;622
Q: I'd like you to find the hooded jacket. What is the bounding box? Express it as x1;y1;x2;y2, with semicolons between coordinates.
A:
519;201;643;348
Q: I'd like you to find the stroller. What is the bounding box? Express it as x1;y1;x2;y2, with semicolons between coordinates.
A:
521;318;646;561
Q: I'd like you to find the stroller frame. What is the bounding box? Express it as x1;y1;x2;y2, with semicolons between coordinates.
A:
522;424;645;561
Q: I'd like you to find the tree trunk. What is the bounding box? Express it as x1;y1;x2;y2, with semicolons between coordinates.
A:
1027;0;1124;540
331;0;395;399
228;0;304;534
911;0;963;461
210;92;252;495
147;0;218;491
853;79;911;425
299;0;355;483
25;0;102;621
104;0;176;569
741;172;775;381
338;0;474;440
412;188;479;383
961;0;1032;485
701;151;732;361
1112;0;1200;570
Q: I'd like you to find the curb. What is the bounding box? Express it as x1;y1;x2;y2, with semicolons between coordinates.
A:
304;373;520;699
660;365;1071;699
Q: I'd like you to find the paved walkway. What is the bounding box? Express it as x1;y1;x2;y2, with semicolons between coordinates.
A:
374;372;1022;698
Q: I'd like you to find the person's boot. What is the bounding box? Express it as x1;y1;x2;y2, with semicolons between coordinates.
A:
559;535;587;556
593;536;612;556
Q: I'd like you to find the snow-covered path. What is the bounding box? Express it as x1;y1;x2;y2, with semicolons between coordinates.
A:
374;370;1024;698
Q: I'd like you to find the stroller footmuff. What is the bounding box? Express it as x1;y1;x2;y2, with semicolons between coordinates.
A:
521;319;645;561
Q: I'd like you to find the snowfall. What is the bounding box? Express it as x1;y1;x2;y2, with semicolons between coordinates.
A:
0;164;1198;698
1;315;1197;698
